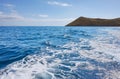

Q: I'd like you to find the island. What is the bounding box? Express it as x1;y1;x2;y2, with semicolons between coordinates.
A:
66;17;120;26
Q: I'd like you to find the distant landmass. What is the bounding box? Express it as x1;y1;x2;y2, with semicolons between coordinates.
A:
66;17;120;26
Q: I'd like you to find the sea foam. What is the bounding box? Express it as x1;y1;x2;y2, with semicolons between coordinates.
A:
0;27;120;79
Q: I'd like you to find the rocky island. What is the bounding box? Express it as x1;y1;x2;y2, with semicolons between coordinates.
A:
66;17;120;26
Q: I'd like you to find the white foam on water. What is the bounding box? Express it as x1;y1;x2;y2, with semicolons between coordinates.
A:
0;28;120;79
103;69;120;79
0;55;55;79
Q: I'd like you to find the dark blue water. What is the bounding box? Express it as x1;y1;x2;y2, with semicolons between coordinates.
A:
0;26;120;79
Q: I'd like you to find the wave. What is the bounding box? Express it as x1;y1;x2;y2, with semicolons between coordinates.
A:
0;28;120;79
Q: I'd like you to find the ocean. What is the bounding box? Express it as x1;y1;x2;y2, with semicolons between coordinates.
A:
0;26;120;79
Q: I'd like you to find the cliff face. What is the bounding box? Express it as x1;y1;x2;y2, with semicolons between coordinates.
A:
66;17;120;26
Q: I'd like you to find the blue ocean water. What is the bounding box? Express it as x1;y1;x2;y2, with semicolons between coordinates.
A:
0;26;120;79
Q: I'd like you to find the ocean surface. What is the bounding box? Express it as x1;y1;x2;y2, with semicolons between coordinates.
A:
0;26;120;79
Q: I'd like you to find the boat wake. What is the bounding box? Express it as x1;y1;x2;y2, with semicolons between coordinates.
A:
0;28;120;79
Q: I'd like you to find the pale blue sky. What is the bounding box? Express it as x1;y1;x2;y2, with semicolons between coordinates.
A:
0;0;120;26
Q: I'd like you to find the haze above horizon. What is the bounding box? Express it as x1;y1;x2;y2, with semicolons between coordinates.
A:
0;0;120;26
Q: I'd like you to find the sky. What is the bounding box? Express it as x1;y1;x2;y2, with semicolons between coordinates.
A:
0;0;120;26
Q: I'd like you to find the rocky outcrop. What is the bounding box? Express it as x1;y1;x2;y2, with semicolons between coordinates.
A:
66;17;120;26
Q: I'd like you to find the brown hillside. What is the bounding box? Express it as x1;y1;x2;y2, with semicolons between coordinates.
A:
66;17;120;26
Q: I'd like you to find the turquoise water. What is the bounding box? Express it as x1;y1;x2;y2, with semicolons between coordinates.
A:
0;26;120;79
